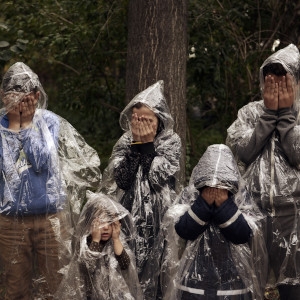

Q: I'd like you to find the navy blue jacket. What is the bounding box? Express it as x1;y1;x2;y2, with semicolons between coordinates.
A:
175;194;252;244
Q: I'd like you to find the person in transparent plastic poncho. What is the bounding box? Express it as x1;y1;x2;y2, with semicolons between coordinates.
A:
226;43;300;299
0;62;101;299
55;191;143;300
163;144;267;300
100;80;181;298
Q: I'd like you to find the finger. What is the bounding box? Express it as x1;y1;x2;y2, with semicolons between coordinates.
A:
278;81;284;96
282;76;287;89
139;116;150;134
264;75;273;90
145;117;154;131
268;76;276;90
112;221;117;228
131;113;138;127
114;220;121;227
274;83;278;96
280;77;287;92
286;74;294;94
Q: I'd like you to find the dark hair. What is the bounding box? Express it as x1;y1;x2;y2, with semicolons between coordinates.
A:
132;102;145;109
263;63;287;78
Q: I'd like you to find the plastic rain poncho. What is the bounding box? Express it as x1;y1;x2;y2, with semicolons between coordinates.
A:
226;44;300;287
55;191;143;300
0;62;101;299
100;80;182;298
162;144;267;300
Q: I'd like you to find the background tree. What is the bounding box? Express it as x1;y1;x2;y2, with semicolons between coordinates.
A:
126;0;188;185
186;0;300;175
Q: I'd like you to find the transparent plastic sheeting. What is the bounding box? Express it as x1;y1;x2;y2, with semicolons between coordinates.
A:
100;80;182;298
227;44;300;287
161;144;268;300
259;44;300;107
55;191;143;300
0;62;101;298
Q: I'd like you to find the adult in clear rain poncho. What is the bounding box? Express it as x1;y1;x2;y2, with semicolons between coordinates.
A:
55;191;143;300
0;62;101;299
100;80;182;299
162;144;267;300
226;43;300;299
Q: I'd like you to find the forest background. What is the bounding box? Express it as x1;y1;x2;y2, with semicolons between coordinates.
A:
1;0;300;185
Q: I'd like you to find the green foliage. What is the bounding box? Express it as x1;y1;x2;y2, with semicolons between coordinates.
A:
186;0;300;172
0;0;128;171
0;22;29;66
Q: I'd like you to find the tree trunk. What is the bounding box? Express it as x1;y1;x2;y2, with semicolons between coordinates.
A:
126;0;188;185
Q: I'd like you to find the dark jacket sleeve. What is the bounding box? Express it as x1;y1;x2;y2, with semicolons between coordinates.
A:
114;150;141;190
114;142;157;190
139;142;157;174
175;195;252;245
115;248;131;270
237;108;277;165
213;197;252;244
175;195;212;240
276;108;300;167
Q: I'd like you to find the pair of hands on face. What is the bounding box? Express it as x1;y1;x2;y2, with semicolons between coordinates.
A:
7;93;38;130
131;113;156;143
90;219;121;243
201;187;228;207
264;74;294;110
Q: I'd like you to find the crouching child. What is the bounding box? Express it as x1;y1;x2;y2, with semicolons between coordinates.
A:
164;144;267;300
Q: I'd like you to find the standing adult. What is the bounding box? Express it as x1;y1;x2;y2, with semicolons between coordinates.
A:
100;80;181;299
226;44;300;299
0;62;101;299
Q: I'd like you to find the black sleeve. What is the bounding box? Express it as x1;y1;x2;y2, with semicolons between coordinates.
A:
114;142;157;190
213;197;252;244
276;108;300;167
175;195;212;240
115;248;131;270
114;149;141;190
88;241;101;252
139;142;157;174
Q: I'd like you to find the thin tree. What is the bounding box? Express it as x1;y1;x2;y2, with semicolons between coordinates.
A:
125;0;188;185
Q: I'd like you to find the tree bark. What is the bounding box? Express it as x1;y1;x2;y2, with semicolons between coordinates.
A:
126;0;188;185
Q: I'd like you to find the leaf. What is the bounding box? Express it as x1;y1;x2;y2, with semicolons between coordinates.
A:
10;45;23;53
0;23;9;31
16;41;27;51
0;41;9;48
16;39;29;44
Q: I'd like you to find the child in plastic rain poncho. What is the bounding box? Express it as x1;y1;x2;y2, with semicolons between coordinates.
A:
0;62;101;299
162;144;267;300
226;44;300;299
55;191;143;300
100;80;182;298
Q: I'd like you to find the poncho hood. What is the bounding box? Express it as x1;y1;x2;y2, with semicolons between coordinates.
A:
0;62;47;113
190;144;240;194
119;80;174;132
259;44;300;103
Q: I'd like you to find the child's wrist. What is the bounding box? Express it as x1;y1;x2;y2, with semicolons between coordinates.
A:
92;238;101;243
